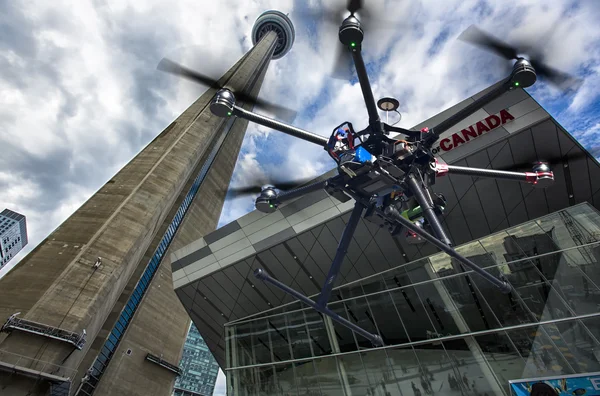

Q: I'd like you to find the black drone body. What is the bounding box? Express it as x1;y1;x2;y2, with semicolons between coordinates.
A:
159;2;582;346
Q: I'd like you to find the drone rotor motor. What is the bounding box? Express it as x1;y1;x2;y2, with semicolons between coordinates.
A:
339;15;364;46
210;89;236;117
530;162;554;188
510;58;537;88
255;185;279;213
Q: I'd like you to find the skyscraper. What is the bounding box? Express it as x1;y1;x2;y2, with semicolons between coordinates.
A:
173;324;219;396
0;209;27;269
0;10;294;396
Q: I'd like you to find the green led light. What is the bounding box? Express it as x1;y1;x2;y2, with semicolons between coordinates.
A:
350;42;356;47
227;111;232;116
514;81;520;86
269;204;274;208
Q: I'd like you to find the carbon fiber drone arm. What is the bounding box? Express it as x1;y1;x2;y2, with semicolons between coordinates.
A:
232;105;328;146
432;161;554;188
350;48;380;125
277;180;329;202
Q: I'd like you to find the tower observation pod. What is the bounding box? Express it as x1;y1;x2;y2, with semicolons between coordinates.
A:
252;10;295;59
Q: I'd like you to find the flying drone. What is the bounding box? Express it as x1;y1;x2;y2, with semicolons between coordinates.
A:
159;1;583;346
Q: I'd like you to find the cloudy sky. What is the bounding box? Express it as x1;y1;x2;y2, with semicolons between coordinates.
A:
0;0;599;393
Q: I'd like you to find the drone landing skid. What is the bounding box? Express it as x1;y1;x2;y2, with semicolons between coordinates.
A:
254;202;384;347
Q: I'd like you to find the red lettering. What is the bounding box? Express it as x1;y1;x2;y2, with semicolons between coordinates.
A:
499;109;515;124
440;138;452;151
461;126;477;141
476;121;490;135
485;114;501;129
452;133;465;147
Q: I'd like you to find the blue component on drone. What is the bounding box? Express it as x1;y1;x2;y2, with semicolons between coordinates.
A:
355;146;373;163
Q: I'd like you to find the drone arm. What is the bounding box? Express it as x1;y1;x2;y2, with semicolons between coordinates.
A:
254;269;383;346
277;180;330;202
433;162;554;187
350;48;380;125
317;201;364;306
427;78;514;143
231;105;328;147
382;204;512;293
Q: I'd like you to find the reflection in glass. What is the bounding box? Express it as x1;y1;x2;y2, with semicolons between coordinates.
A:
542;321;600;373
439;338;505;396
474;332;526;387
312;358;345;396
303;310;333;357
273;363;298;396
506;327;575;378
338;353;370;396
326;298;358;353
294;360;324;396
269;315;292;362
385;287;437;343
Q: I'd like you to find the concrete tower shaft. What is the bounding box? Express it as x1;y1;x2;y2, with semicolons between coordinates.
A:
0;9;294;395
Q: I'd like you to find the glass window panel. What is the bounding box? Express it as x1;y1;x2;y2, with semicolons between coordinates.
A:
548;319;600;373
383;346;421;393
284;312;314;361
311;358;344;396
516;282;573;322
439;272;502;332
325;303;357;353
333;296;379;350
363;289;409;346
439;338;506;395
474;331;526;387
108;333;118;346
245;320;272;365
410;280;462;337
272;363;298;396
385;286;436;343
507;220;560;258
303;310;332;357
294;360;325;396
338;352;370;396
267;315;292;362
359;349;404;396
505;326;575;378
564;204;600;238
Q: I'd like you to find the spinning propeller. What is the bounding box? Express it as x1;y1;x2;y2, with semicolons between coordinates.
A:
157;58;297;122
459;25;582;91
227;175;318;198
496;146;600;173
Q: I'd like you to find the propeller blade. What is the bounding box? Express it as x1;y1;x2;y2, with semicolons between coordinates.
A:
158;58;297;122
227;175;320;198
529;59;582;91
494;149;595;172
347;0;363;14
158;58;221;87
458;25;519;60
331;44;355;80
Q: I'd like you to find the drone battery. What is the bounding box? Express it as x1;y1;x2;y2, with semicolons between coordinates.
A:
355;146;373;163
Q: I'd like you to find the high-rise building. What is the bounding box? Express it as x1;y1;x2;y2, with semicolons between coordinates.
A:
0;209;27;269
173;324;219;396
171;82;600;395
0;10;294;396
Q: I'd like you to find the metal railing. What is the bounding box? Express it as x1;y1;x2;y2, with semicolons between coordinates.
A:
1;312;86;349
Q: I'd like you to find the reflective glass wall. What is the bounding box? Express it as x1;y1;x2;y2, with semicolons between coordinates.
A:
225;203;600;396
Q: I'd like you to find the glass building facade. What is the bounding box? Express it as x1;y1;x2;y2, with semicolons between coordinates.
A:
175;324;220;396
224;203;600;396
